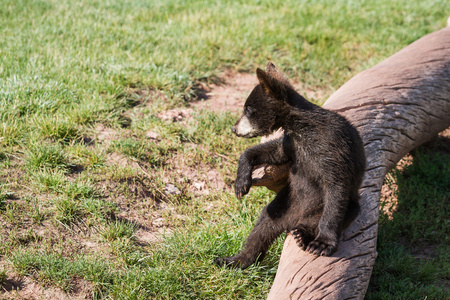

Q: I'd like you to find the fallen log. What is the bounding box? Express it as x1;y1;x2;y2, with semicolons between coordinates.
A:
250;26;450;299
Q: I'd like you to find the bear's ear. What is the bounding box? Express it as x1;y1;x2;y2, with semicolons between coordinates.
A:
256;67;288;101
256;68;271;93
266;62;292;87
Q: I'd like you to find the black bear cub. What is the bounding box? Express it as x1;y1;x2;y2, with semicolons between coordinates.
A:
215;63;366;269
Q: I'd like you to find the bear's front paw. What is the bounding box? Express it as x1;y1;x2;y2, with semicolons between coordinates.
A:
306;239;336;256
235;176;252;199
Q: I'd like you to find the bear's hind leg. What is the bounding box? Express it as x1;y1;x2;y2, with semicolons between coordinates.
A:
215;187;290;269
306;186;348;256
215;205;284;269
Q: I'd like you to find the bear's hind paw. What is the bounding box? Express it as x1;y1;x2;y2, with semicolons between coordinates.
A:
306;240;336;256
291;228;312;250
215;256;248;269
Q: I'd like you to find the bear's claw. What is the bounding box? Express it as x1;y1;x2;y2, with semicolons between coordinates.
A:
306;240;336;256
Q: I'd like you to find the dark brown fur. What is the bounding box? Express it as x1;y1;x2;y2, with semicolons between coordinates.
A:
215;63;366;269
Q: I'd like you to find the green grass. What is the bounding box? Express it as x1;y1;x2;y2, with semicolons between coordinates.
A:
31;169;67;193
28;197;46;224
367;148;450;299
0;268;6;285
100;220;137;242
32;116;82;145
0;184;8;208
25;143;71;171
0;0;449;298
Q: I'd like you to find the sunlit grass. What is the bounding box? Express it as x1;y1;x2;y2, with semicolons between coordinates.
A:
0;0;448;298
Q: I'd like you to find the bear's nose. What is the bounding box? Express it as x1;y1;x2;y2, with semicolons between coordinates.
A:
231;126;236;134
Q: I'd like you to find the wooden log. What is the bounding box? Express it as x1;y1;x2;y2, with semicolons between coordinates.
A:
253;26;450;299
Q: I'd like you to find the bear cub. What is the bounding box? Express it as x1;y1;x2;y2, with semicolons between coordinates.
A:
215;63;366;269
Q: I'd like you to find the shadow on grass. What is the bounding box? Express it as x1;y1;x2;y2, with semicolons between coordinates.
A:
367;130;450;299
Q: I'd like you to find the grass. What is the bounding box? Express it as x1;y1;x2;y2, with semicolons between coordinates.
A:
367;148;450;299
25;143;71;171
100;220;137;242
0;0;449;298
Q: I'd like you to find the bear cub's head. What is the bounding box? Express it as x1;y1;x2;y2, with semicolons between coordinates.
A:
232;62;303;138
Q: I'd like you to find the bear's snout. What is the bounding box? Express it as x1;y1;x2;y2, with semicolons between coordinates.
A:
231;125;237;134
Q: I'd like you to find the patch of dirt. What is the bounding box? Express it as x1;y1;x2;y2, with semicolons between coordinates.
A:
132;202;178;245
156;108;194;123
191;70;326;113
180;167;227;196
134;227;169;244
105;152;140;169
167;149;229;196
1;278;64;300
0;279;91;300
133;89;167;103
81;240;103;253
94;123;120;146
70;277;94;300
380;154;414;219
145;130;160;141
113;199;177;246
192;71;258;113
96;173;179;246
0;262;93;300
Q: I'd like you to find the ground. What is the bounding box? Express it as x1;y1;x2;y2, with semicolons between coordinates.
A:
1;68;448;298
0;71;258;299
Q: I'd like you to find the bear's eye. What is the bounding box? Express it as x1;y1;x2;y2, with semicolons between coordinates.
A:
246;106;255;115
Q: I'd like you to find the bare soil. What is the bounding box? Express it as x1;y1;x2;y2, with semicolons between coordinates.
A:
0;263;93;300
191;70;325;113
191;71;258;113
379;154;413;219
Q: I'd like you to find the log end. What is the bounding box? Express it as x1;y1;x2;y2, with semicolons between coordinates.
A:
252;164;289;193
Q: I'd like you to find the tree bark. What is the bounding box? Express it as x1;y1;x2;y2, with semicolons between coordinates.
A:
254;26;450;299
